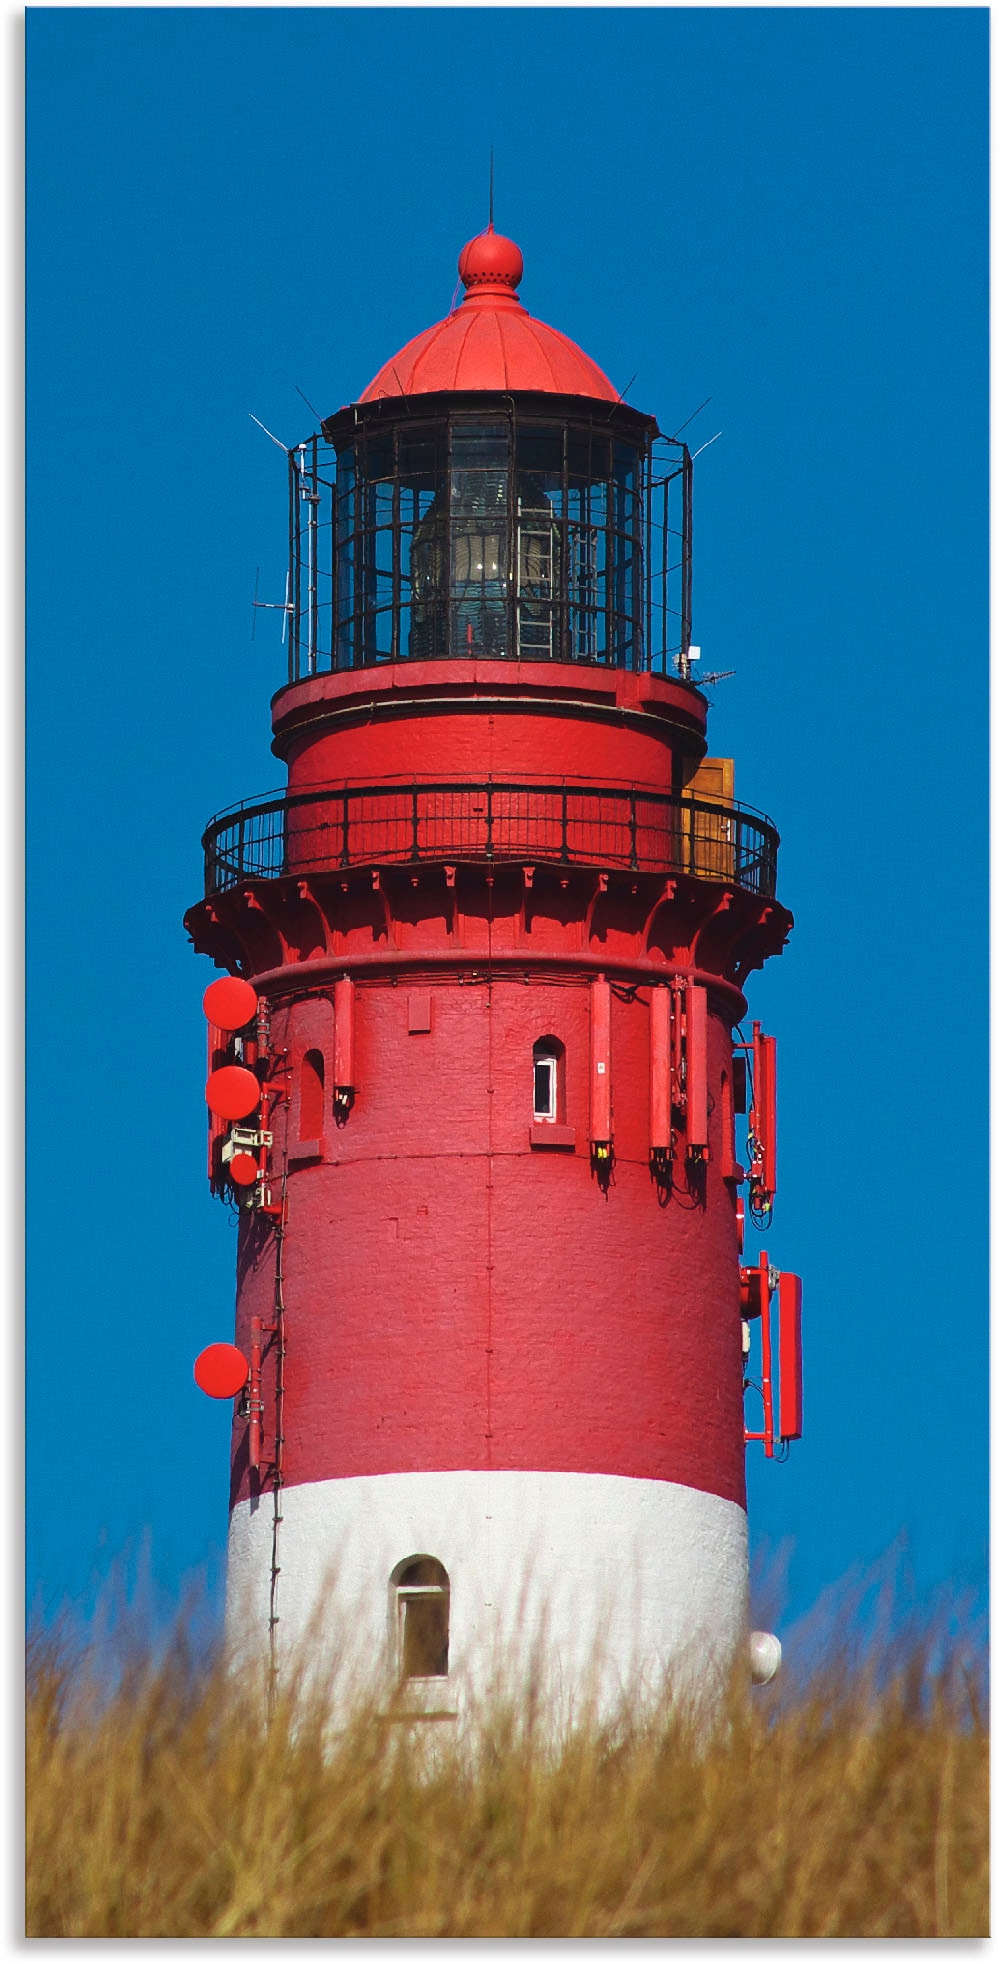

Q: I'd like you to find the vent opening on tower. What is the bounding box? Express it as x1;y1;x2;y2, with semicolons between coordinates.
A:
391;1556;450;1680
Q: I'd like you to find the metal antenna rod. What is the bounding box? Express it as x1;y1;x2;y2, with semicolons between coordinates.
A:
295;383;322;421
672;395;712;439
250;412;292;453
489;146;494;228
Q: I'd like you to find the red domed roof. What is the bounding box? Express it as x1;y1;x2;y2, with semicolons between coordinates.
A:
359;226;618;404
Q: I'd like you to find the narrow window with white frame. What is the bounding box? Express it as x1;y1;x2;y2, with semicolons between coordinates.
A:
533;1036;564;1123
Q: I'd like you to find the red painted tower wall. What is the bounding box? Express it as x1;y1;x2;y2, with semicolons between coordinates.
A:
274;663;708;797
229;974;747;1514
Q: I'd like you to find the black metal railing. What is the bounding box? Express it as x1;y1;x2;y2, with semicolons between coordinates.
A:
202;782;779;900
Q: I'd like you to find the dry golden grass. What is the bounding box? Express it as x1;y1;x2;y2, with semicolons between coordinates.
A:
26;1609;987;1938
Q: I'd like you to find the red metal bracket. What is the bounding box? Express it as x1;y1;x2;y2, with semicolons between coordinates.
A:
589;975;612;1153
749;1021;776;1211
334;975;356;1104
685;982;709;1156
733;1024;777;1212
777;1271;803;1440
744;1257;803;1455
649;986;673;1160
742;1253;774;1454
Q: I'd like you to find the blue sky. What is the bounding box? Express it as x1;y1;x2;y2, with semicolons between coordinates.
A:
27;7;988;1651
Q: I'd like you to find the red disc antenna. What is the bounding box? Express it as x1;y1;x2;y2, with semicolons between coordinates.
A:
206;1064;262;1121
203;976;259;1032
227;1151;258;1187
194;1342;250;1399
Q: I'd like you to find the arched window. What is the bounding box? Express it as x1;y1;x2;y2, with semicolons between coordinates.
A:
300;1049;325;1140
390;1556;450;1681
533;1036;565;1123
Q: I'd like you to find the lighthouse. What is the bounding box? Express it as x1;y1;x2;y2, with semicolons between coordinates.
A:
186;225;801;1718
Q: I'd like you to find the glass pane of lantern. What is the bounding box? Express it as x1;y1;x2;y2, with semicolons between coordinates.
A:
364;481;394;529
452;600;508;658
372;608;394;659
520;603;554;657
453;525;506;584
612;440;639;499
569;605;597;661
451;466;508;516
519;528;553;598
451;422;508;467
518;427;562;476
364;432;393;481
398;432;440;487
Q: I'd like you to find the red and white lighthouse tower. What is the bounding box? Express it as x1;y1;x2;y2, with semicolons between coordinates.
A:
187;226;801;1715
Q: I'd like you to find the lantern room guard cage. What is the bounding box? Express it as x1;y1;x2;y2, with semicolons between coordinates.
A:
285;393;693;684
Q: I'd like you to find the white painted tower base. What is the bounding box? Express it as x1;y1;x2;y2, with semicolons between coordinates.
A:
226;1472;749;1721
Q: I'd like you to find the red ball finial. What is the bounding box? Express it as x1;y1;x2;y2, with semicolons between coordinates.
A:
458;226;524;294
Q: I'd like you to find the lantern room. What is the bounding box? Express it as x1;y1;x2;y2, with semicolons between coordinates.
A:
284;228;694;683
